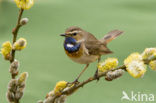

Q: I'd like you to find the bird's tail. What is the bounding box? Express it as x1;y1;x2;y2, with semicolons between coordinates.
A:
100;30;124;44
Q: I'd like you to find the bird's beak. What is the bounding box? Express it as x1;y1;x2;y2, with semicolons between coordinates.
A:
60;33;66;37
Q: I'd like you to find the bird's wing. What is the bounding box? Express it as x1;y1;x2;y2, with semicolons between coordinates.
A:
85;42;112;55
84;32;112;55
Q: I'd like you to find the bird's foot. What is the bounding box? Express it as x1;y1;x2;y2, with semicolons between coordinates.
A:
94;70;100;81
70;78;80;85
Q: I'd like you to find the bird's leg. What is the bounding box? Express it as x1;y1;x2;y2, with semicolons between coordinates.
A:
72;64;89;84
94;57;101;81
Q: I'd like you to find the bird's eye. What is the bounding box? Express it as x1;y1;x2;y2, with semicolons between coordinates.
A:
73;33;77;36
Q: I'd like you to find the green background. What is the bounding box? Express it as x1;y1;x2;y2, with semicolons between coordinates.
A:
0;0;156;103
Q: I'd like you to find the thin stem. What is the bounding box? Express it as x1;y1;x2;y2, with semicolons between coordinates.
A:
10;9;24;63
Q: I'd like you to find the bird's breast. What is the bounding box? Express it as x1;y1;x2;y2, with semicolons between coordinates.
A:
64;37;83;58
64;45;83;58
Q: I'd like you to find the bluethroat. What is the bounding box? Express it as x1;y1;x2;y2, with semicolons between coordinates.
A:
60;26;123;83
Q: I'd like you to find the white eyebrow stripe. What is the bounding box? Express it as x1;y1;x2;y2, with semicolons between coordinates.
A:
68;30;81;34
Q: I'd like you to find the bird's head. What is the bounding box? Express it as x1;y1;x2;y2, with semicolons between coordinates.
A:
60;26;86;41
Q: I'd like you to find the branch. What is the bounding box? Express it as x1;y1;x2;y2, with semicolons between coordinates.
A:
3;8;29;103
40;55;156;103
6;9;25;103
1;1;33;103
10;8;24;64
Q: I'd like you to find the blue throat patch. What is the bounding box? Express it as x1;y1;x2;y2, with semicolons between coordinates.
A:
64;37;81;53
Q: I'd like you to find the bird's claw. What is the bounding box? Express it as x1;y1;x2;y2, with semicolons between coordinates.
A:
68;79;80;85
94;70;100;81
72;79;80;84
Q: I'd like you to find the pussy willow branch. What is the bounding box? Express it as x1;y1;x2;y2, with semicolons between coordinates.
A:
49;56;156;103
10;8;24;64
10;9;24;79
7;8;24;103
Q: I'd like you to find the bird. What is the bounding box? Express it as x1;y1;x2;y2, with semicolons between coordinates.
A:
60;26;123;83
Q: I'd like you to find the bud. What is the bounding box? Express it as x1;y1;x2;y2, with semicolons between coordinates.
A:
1;41;12;60
124;53;147;78
13;38;27;51
105;69;124;81
6;91;14;102
54;81;68;95
142;48;156;60
20;18;29;26
18;72;28;84
149;60;156;71
124;52;142;66
7;78;26;103
18;82;25;91
7;79;18;102
10;60;19;77
126;60;146;78
15;89;23;100
98;58;118;72
14;0;34;10
8;79;18;92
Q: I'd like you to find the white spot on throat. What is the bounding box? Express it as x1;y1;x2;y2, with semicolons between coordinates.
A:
66;43;74;48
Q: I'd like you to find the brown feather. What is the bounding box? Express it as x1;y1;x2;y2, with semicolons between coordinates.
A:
84;32;112;55
100;30;124;44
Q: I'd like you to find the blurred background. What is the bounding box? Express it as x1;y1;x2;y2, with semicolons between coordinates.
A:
0;0;156;103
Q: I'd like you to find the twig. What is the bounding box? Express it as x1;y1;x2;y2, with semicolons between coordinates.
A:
10;9;24;79
10;8;24;64
48;56;156;103
7;9;24;103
